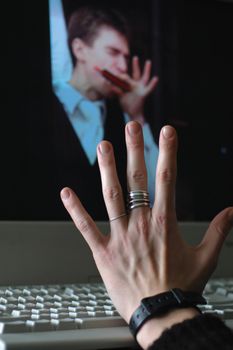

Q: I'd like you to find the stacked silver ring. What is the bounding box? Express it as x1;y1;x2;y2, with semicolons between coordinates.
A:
127;190;150;210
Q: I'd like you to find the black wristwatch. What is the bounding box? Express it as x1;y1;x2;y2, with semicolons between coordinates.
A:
129;288;207;338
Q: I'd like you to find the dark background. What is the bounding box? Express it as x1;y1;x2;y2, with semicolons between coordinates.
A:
2;0;233;221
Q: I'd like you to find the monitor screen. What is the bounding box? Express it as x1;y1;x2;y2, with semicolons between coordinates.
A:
3;0;233;222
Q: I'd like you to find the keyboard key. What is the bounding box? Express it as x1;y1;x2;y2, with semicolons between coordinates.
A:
50;319;59;329
53;294;62;302
31;314;40;320
18;296;26;303
35;295;44;303
219;309;233;320
57;319;77;330
40;288;49;295
17;303;26;310
206;293;233;304
0;298;7;305
25;320;35;331
6;297;17;303
53;301;62;308
5;290;13;297
1;321;29;333
23;288;31;296
77;316;127;329
0;323;4;334
64;287;74;296
216;287;228;296
33;319;54;332
35;302;44;309
11;310;20;317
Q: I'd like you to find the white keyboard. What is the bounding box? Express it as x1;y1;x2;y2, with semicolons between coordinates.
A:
0;278;232;349
201;278;233;329
0;283;127;334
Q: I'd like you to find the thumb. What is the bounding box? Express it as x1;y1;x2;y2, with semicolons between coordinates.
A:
200;206;233;268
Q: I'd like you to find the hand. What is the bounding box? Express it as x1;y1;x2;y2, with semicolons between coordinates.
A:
112;57;159;123
60;122;233;344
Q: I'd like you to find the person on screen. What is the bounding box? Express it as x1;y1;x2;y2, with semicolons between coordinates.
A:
61;122;233;349
49;1;159;220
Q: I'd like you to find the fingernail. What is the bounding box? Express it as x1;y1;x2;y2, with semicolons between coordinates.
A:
162;126;174;139
127;122;141;136
99;141;111;155
61;188;70;200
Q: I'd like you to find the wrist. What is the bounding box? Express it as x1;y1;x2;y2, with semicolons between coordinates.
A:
128;289;206;348
136;307;200;349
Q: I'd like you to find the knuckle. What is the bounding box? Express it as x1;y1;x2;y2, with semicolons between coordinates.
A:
77;216;92;233
103;185;122;202
211;221;227;241
157;168;173;184
130;169;146;184
127;137;142;149
153;213;170;234
155;213;168;227
136;214;149;236
211;207;233;239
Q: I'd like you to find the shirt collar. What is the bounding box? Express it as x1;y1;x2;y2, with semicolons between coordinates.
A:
54;81;106;119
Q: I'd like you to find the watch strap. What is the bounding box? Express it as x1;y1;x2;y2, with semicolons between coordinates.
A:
129;288;206;338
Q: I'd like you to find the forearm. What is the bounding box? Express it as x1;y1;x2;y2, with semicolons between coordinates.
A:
136;307;199;349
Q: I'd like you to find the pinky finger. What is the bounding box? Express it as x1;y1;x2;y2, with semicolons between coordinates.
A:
60;187;105;252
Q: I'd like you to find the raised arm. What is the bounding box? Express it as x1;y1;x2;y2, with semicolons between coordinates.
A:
61;122;233;349
49;0;73;88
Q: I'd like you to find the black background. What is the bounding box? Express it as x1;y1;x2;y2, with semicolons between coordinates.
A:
2;0;233;221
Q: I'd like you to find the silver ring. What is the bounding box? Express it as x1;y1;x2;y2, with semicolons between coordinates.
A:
109;213;128;222
127;190;150;210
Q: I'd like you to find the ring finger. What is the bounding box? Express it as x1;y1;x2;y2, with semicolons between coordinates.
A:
153;126;177;217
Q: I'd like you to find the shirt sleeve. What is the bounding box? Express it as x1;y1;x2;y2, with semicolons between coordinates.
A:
49;0;73;88
148;314;233;350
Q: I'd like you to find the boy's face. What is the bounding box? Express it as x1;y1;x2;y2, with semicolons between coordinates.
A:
80;26;130;97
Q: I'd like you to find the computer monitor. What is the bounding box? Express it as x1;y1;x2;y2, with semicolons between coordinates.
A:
3;0;233;222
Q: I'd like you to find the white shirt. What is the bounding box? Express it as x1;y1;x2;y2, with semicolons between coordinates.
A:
55;81;105;165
